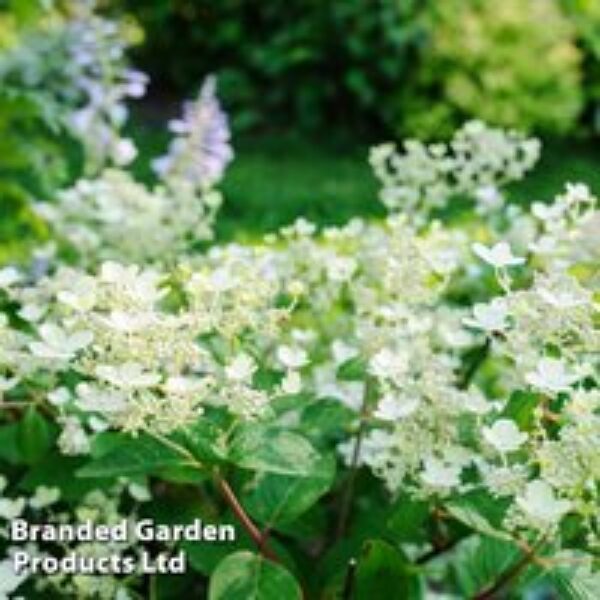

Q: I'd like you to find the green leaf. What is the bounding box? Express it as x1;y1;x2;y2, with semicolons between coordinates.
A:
183;527;254;577
243;453;336;527
445;489;512;540
19;452;106;502
387;494;430;542
228;424;320;476
0;423;22;464
208;551;302;600
501;391;539;430
17;407;53;464
336;356;367;381
453;535;521;597
299;398;354;443
77;434;189;478
355;539;423;600
176;418;228;464
546;556;600;600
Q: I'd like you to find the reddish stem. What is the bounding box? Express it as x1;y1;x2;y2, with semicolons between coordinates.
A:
214;474;280;563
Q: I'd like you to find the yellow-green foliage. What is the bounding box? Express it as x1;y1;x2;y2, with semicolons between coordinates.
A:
403;0;584;137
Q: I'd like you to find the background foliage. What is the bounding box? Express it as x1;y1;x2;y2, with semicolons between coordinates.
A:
127;0;600;137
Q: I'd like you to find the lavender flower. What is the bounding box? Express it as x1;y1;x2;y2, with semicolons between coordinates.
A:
64;8;148;171
152;76;234;190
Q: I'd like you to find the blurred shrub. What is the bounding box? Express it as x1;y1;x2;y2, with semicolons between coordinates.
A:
124;0;425;135
126;0;599;138
0;1;70;258
561;0;600;132
400;0;583;137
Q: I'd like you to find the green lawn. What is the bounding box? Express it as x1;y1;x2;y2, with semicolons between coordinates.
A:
2;128;600;263
130;126;382;242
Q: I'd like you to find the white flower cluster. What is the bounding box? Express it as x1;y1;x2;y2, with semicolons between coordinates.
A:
33;72;232;265
190;183;598;543
34;169;222;265
370;120;541;220
3;256;288;440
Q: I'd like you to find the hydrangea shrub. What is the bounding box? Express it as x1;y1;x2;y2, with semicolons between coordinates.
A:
0;5;599;599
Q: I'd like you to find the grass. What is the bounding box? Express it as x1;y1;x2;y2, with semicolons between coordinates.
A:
2;125;600;263
130;125;382;243
508;137;600;203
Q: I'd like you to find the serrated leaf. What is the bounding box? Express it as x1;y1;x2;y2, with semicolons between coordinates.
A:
228;424;320;476
208;551;302;600
244;453;335;527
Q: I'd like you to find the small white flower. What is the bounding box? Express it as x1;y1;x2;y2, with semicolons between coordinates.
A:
374;393;420;421
95;362;160;389
164;377;209;397
29;486;60;510
287;280;305;296
209;268;236;292
76;383;127;413
563;182;594;206
528;234;557;256
128;482;151;502
516;480;571;526
331;340;358;365
326;257;357;282
462;390;493;415
420;458;462;490
101;311;154;333
17;304;47;323
475;185;504;213
277;345;308;370
537;286;590;309
29;324;94;360
225;353;257;383
531;201;565;222
0;497;26;520
58;416;90;455
57;277;97;311
47;387;71;407
482;419;527;453
0;267;21;288
0;558;27;595
88;416;110;432
281;370;302;395
472;241;525;268
112;137;138;165
464;298;509;332
526;358;577;394
369;348;407;381
0;376;19;393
